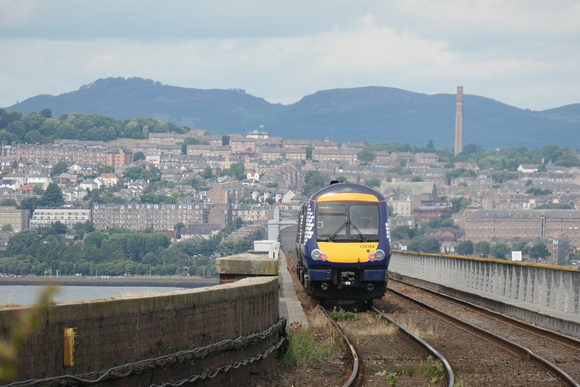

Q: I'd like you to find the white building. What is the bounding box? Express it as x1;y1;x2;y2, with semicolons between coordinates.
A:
30;207;91;229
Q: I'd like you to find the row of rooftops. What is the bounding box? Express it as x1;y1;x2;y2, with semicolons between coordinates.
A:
466;209;580;220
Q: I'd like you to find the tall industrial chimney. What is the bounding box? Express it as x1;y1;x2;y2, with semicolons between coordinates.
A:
455;86;464;157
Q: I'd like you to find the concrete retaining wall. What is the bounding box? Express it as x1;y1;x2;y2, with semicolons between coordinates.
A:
389;252;580;329
0;277;280;386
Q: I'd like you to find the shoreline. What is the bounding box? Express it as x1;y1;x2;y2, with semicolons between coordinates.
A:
0;276;218;288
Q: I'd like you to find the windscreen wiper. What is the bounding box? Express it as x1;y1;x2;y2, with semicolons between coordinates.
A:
328;220;348;242
350;222;368;242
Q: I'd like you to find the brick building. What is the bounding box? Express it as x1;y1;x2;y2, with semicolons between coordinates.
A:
106;147;133;166
10;142;108;165
92;203;210;231
465;209;580;250
0;206;30;232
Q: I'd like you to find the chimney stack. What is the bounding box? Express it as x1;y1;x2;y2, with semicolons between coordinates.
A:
454;86;464;157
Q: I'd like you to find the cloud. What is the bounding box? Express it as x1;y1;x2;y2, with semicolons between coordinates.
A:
0;1;579;110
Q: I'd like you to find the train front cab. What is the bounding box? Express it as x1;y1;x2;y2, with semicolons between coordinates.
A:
296;186;391;303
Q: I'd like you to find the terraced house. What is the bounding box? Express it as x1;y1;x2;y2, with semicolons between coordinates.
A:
92;203;210;231
464;209;580;261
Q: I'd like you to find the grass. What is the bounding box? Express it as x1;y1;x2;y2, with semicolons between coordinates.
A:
389;312;438;340
376;358;445;386
282;322;343;366
342;312;398;343
330;308;359;322
422;355;446;384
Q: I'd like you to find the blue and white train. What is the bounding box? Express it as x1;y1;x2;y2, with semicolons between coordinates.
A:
295;182;391;304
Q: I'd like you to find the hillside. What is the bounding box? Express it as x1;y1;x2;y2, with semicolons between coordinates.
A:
5;77;580;150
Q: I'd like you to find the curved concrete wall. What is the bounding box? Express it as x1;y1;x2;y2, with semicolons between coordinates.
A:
389;251;580;326
0;277;280;386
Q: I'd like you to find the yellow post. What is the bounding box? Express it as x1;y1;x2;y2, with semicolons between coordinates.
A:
64;328;74;367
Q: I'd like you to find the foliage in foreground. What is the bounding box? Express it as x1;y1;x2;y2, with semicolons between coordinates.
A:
0;286;57;381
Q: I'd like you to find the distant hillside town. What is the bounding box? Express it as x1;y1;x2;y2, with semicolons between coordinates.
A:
0;124;579;266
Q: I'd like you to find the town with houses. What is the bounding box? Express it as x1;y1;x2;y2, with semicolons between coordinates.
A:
0;128;579;266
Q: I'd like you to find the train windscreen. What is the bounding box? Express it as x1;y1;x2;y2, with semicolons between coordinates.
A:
316;201;379;242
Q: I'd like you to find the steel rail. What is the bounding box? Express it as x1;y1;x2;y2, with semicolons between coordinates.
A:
391;278;580;350
370;306;454;387
320;306;362;387
388;287;580;387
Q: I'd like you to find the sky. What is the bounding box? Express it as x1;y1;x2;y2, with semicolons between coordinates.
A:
1;0;579;111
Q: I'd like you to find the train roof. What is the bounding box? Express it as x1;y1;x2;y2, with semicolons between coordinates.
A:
310;182;386;202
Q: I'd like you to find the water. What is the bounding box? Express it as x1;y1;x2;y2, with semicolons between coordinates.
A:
0;285;189;306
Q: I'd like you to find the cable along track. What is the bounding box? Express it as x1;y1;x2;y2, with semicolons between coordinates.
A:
387;281;580;386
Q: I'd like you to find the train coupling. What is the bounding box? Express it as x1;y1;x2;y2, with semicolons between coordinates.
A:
339;271;356;287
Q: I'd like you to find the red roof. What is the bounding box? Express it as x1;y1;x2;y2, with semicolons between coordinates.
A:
19;185;34;191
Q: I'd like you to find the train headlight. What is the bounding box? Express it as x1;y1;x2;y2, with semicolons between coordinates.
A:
369;249;385;261
311;249;328;261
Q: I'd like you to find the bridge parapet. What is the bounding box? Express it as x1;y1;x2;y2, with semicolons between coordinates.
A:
0;277;281;386
390;251;580;329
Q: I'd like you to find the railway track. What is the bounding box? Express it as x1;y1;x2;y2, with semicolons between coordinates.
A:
385;280;580;386
287;248;453;385
321;304;454;386
280;248;580;385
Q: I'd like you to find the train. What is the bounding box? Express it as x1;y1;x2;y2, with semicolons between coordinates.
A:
295;181;391;305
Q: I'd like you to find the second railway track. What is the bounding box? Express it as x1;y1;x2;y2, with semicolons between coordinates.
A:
381;280;580;386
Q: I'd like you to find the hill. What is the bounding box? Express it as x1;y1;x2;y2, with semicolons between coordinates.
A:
6;77;580;150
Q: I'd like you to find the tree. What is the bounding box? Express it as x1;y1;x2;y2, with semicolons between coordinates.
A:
456;240;474;256
363;178;381;188
5;230;41;256
0;199;17;207
222;162;245;180
19;197;39;211
33;185;45;196
39;183;65;207
50;160;69;177
525;188;552;196
357;147;376;163
175;222;185;239
133;152;146;161
123;167;145;181
407;238;441;254
474;241;491;258
24;130;44;144
512;240;528;255
51;221;67;235
529;242;550;260
445;168;476;184
39;108;53;118
183;176;205;191
84;231;109;249
201;166;213;180
450;197;470;213
391;225;420;241
491;243;511;259
303;171;329;196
